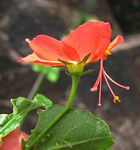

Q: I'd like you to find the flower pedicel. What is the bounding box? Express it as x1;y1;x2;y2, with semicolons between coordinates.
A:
19;21;129;106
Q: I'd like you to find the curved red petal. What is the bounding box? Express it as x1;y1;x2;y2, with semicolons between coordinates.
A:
27;35;64;60
89;35;124;62
18;52;63;66
62;42;80;61
27;35;80;62
63;21;111;61
107;35;124;51
0;128;28;150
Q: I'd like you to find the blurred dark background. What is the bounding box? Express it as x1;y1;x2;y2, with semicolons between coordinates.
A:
0;0;140;149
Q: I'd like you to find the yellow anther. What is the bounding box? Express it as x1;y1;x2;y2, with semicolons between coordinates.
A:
105;50;111;56
113;96;121;104
103;50;111;60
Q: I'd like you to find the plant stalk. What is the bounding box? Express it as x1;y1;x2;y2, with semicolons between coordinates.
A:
25;74;80;150
28;73;45;99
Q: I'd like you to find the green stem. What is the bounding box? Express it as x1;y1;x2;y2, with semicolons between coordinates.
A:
25;74;80;150
65;75;80;110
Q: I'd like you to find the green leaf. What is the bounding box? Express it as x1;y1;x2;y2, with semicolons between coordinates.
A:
0;95;53;142
34;94;53;108
24;105;114;150
47;67;60;83
32;64;60;83
32;64;50;74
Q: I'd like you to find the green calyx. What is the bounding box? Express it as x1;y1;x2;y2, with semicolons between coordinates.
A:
66;53;91;76
58;53;92;76
67;62;85;75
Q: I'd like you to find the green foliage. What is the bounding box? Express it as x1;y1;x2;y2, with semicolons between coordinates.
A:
23;105;114;150
0;95;53;143
32;64;60;83
34;94;53;109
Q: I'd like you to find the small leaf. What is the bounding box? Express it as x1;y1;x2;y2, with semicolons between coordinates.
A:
47;67;60;83
23;105;114;150
0;96;52;142
33;94;53;108
32;64;50;74
32;64;60;83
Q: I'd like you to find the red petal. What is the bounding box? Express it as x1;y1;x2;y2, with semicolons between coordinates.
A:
0;128;28;150
63;21;111;61
107;35;124;51
18;52;63;66
62;42;80;61
27;35;80;62
90;35;124;62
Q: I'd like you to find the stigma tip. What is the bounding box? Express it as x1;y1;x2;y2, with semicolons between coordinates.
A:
98;103;102;107
126;86;130;90
90;87;98;92
25;38;30;43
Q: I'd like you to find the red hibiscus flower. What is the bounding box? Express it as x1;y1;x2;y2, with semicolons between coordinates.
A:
19;20;129;106
18;21;112;66
0;128;28;150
